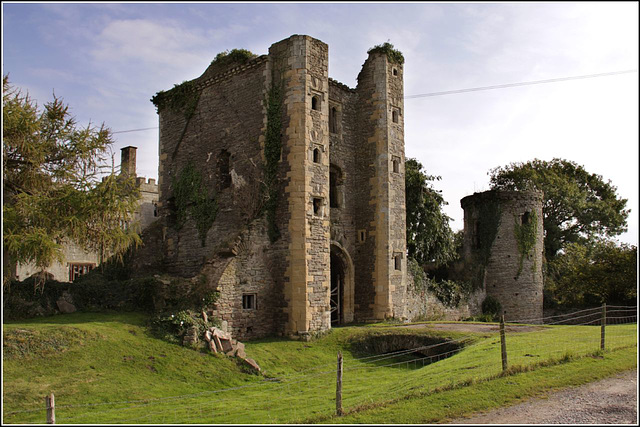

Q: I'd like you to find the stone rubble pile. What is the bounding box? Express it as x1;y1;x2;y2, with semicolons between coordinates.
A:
204;326;261;372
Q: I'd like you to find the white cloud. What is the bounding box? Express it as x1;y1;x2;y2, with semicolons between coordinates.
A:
91;19;209;69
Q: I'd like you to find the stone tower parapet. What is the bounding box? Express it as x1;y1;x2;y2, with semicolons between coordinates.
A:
461;190;544;322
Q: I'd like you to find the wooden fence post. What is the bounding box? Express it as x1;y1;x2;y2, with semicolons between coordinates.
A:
600;303;606;350
45;393;55;424
500;315;508;372
336;351;343;416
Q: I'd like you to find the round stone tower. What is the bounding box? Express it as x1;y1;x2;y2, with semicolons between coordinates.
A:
460;190;544;323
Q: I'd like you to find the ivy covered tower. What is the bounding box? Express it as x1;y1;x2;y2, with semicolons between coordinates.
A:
460;190;544;322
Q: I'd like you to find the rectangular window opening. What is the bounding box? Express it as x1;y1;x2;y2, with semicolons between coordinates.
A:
394;254;402;271
242;294;256;310
313;197;323;216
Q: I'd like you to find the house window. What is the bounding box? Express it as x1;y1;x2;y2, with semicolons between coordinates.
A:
242;294;256;310
69;263;96;282
311;95;320;111
313;147;321;164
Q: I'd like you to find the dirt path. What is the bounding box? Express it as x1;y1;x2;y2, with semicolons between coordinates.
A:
449;369;638;424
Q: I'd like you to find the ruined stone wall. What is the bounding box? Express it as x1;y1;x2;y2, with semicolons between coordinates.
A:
461;190;544;322
156;56;268;277
210;219;280;340
402;272;484;322
148;34;410;339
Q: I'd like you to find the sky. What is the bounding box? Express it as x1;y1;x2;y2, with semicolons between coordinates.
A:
2;1;639;245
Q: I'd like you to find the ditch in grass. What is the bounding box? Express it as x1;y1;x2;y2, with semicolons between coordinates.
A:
348;332;465;369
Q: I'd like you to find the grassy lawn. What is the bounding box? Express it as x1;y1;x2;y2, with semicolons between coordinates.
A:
2;312;636;424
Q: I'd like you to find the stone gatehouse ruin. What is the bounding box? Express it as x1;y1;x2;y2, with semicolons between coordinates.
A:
138;34;544;340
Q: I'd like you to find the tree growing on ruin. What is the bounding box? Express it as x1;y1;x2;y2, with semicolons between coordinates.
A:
3;76;141;286
488;158;629;260
405;158;457;266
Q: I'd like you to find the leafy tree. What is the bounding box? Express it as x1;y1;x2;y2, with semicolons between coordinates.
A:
489;158;629;260
546;240;637;307
405;158;456;266
3;76;142;286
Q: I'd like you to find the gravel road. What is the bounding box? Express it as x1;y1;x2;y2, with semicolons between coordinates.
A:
450;369;638;424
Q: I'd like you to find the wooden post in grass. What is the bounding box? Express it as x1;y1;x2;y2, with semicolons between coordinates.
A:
336;351;343;416
601;303;607;350
45;393;55;424
500;315;508;372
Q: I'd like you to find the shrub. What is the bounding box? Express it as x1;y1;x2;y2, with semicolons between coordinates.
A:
482;295;502;320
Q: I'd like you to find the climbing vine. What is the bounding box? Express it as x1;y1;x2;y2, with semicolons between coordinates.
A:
151;80;202;160
151;80;200;121
171;162;218;246
469;200;502;289
514;210;538;277
367;42;404;64
263;81;283;243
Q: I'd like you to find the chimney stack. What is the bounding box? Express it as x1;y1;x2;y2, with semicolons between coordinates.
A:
120;146;137;177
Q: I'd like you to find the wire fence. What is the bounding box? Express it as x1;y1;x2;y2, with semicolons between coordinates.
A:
4;304;636;424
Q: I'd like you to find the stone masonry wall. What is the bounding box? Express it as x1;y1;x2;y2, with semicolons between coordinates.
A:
157;56;268;277
387;60;408;320
270;36;331;337
210;219;280;340
352;57;378;322
461;190;544;323
328;79;358;323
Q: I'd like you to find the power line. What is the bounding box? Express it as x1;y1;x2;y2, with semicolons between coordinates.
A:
112;126;158;134
110;69;637;134
404;69;638;99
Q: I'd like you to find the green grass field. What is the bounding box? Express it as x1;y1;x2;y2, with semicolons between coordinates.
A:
2;312;636;424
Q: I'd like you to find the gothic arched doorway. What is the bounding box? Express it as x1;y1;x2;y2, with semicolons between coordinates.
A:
330;242;354;325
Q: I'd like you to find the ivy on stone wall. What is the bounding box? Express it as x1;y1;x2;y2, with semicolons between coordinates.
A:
514;210;538;277
172;162;218;246
151;80;201;121
263;82;283;243
470;200;502;288
151;80;202;160
367;42;404;64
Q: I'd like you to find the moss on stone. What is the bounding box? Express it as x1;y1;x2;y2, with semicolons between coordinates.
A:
367;42;404;64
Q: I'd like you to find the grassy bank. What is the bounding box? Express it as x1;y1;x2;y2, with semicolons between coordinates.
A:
2;312;636;424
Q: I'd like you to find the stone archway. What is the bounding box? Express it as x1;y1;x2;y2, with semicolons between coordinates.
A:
330;241;354;324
